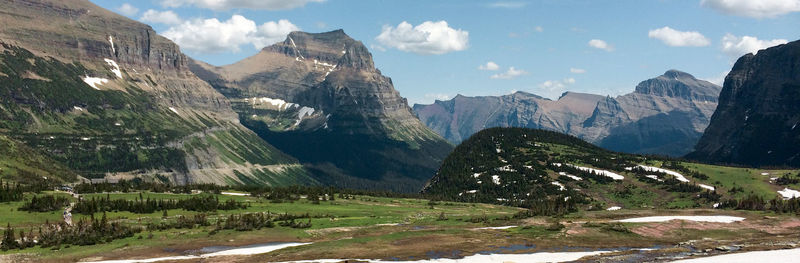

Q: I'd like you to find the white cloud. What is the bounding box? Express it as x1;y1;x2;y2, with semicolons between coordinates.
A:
161;0;325;11
162;15;298;53
539;78;576;96
721;33;788;57
491;67;528;79
588;39;614;51
701;0;800;18
425;93;451;101
478;61;500;71
140;10;183;25
534;26;543;32
375;21;469;55
489;1;527;8
648;26;710;47
117;3;139;16
570;68;586;74
250;19;300;49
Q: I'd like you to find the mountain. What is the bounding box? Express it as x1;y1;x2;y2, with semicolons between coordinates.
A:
413;70;721;156
688;40;800;167
422;127;723;211
0;0;314;185
189;30;453;192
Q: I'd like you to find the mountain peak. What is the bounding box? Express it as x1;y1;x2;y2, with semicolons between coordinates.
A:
634;69;721;101
265;29;374;70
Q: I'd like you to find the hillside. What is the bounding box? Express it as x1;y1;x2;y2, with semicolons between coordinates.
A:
423;127;800;212
0;0;313;186
190;30;453;192
688;39;800;167
414;70;721;156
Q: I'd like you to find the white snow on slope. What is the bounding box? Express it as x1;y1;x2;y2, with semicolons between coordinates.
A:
616;215;745;223
670;248;800;263
221;192;250;196
294;106;316;126
250;97;297;110
570;165;624;180
559;172;583;181
104;59;122;79
82;76;108;90
108;36;115;54
84;242;311;263
606;206;621;211
636;165;689;182
168;107;179;115
698;184;715;191
491;175;501;185
778;188;800;199
552;181;566;191
474;225;517;230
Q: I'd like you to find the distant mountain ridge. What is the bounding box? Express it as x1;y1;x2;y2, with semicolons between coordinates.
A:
414;70;721;156
688;40;800;167
190;30;453;192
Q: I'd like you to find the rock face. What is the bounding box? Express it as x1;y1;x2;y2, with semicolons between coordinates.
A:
414;70;721;156
688;40;800;167
0;0;314;185
191;30;453;192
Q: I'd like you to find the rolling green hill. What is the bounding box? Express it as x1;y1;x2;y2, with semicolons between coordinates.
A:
423;127;800;213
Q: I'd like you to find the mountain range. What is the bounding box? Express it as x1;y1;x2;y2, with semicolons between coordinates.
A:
414;70;721;156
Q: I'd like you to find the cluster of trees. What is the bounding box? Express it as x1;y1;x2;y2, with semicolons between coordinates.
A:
719;194;800;213
18;195;71;212
1;213;140;251
73;180;224;194
0;180;25;202
776;174;799;185
72;194;247;214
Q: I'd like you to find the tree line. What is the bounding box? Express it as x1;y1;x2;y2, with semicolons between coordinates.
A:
72;194;247;214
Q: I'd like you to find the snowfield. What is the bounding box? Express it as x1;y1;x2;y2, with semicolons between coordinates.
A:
83;242;311;263
777;188;800;199
616;215;745;223
82;76;108;90
276;250;615;263
635;165;689;182
570;165;624;180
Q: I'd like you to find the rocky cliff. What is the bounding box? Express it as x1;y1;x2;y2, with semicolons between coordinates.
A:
0;0;314;185
191;30;453;192
688;40;800;167
414;70;720;156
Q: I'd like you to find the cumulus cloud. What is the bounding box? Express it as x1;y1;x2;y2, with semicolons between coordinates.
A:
491;67;528;79
117;3;139;16
162;15;298;53
721;33;788;57
478;61;500;71
701;0;800;18
375;21;469;55
570;68;586;74
648;26;710;47
588;39;614;51
140;10;183;25
539;78;576;95
161;0;325;11
489;1;527;8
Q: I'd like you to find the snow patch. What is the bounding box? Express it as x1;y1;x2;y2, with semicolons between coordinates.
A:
496;165;516;172
698;184;715;191
108;36;115;54
551;181;566;191
168;107;179;115
82;76;108;90
616;215;745;223
73;106;85;111
294;106;316;126
252;97;297;110
104;59;122;79
646;175;663;181
778;188;800;199
670;247;800;263
491;175;501;185
475;225;517;230
636;165;688;182
221;192;250;196
606;206;622;211
570;165;624;180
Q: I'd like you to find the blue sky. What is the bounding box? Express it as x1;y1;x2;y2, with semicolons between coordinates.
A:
91;0;800;105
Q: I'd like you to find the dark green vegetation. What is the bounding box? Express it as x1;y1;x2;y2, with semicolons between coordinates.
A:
423;127;800;215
